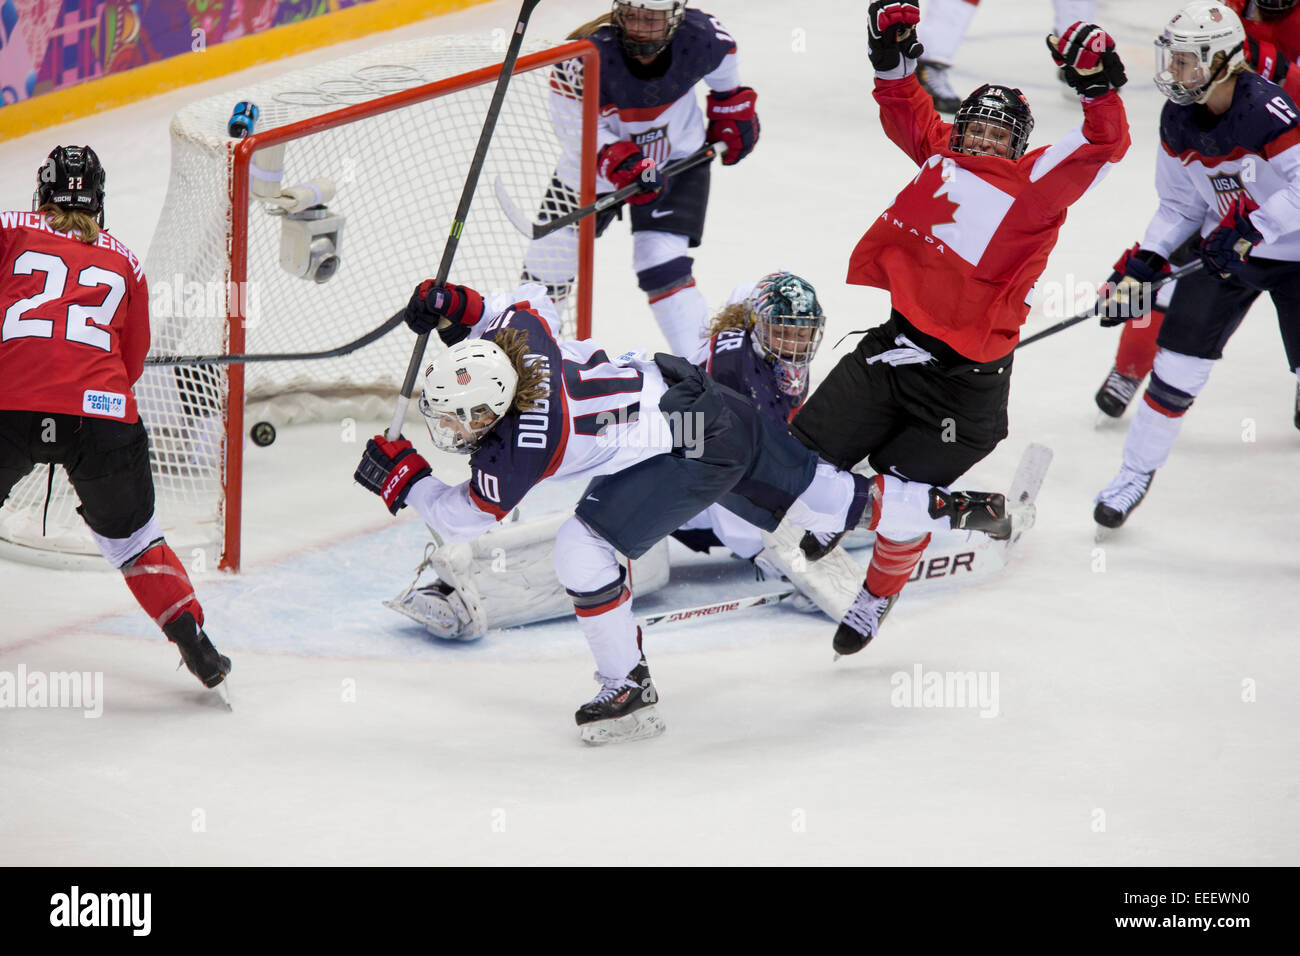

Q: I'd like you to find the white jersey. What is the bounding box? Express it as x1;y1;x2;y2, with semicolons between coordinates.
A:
1143;72;1300;262
406;284;674;542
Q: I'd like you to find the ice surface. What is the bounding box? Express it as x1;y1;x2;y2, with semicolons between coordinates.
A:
1;0;1297;865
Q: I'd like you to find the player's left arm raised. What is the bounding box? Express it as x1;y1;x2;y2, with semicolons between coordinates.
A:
701;17;758;165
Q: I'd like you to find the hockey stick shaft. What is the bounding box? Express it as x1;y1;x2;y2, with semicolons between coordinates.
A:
385;0;542;442
145;311;404;366
496;142;726;241
1015;260;1203;350
638;587;796;629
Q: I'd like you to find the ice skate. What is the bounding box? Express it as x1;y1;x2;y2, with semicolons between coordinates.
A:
1093;466;1155;535
1095;366;1142;421
1293;381;1299;431
799;529;846;562
575;655;665;745
163;612;232;708
929;489;1011;539
916;60;962;113
832;586;899;658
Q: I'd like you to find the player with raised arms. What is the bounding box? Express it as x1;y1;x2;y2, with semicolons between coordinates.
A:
787;2;1130;655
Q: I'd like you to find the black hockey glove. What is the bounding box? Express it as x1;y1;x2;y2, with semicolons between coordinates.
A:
1200;195;1264;277
1098;245;1169;327
355;434;431;514
868;1;924;73
404;280;484;345
1047;22;1127;98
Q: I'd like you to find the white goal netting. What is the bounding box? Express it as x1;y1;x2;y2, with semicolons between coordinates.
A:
0;35;596;570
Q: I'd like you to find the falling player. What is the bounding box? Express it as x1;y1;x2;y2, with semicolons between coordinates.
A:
354;277;1011;743
1093;0;1300;430
520;0;760;355
915;0;1099;112
1093;1;1300;531
0;146;232;694
791;2;1130;655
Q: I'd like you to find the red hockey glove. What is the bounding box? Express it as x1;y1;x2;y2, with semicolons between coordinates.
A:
1200;195;1264;277
597;141;663;205
706;86;759;165
404;281;484;345
355;435;431;514
1245;36;1288;85
1047;22;1127;97
1098;243;1169;327
867;1;924;72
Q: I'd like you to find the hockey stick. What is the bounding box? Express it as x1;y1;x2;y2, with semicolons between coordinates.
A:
493;141;727;241
385;0;543;442
1015;260;1204;350
144;311;404;366
638;586;797;629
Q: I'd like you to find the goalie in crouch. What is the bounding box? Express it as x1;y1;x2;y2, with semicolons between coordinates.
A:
354;279;1015;744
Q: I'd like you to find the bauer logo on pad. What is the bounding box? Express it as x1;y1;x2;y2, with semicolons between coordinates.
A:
456;368;471;385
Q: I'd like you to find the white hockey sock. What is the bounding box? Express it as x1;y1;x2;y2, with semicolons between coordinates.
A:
1121;400;1185;474
918;0;980;66
1052;0;1098;35
873;475;954;541
649;282;709;356
786;461;859;533
554;517;643;679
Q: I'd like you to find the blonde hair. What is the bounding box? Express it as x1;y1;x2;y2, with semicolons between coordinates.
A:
38;203;99;244
705;302;753;338
568;12;612;39
494;327;550;413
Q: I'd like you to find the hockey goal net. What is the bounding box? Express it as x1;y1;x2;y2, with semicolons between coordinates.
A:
0;35;598;573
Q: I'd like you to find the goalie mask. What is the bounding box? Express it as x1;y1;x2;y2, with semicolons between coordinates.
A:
611;0;686;59
950;84;1034;160
1154;2;1245;106
34;145;106;226
418;339;518;454
749;272;826;396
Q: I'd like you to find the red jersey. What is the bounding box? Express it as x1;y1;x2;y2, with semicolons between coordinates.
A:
1229;0;1300;102
0;211;150;422
847;76;1130;362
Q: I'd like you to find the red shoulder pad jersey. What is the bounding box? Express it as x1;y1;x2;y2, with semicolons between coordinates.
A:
847;76;1130;362
1228;0;1300;102
0;212;150;422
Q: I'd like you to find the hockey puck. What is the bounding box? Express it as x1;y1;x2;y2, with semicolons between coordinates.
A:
250;421;276;447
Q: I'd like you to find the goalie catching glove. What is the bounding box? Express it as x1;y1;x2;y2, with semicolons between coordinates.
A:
1047;22;1127;99
1098;244;1169;327
355;434;431;514
597;141;664;204
706;86;759;164
403;280;484;345
867;1;924;72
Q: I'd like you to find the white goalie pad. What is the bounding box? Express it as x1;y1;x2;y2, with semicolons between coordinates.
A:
758;443;1053;621
386;512;671;640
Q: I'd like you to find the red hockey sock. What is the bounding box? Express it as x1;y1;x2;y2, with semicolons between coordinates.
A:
1115;309;1164;380
121;542;204;630
865;533;931;598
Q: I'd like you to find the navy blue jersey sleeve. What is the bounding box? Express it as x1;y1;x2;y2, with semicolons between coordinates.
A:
466;308;569;518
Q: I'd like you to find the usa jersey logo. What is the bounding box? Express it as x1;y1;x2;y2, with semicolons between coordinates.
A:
633;126;671;166
1208;172;1248;218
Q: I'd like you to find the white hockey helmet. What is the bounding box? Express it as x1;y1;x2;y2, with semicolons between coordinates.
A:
417;339;518;454
1154;2;1246;106
611;0;686;59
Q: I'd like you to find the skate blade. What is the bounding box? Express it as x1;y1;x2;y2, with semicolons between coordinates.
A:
580;706;666;745
1094;524;1119;544
1094;411;1122;429
214;679;233;712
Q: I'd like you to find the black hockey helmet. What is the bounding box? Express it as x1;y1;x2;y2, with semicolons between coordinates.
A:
950;84;1035;160
611;0;686;59
1255;0;1297;19
35;145;106;225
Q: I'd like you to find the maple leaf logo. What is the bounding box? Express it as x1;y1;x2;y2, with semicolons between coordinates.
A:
895;157;960;234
